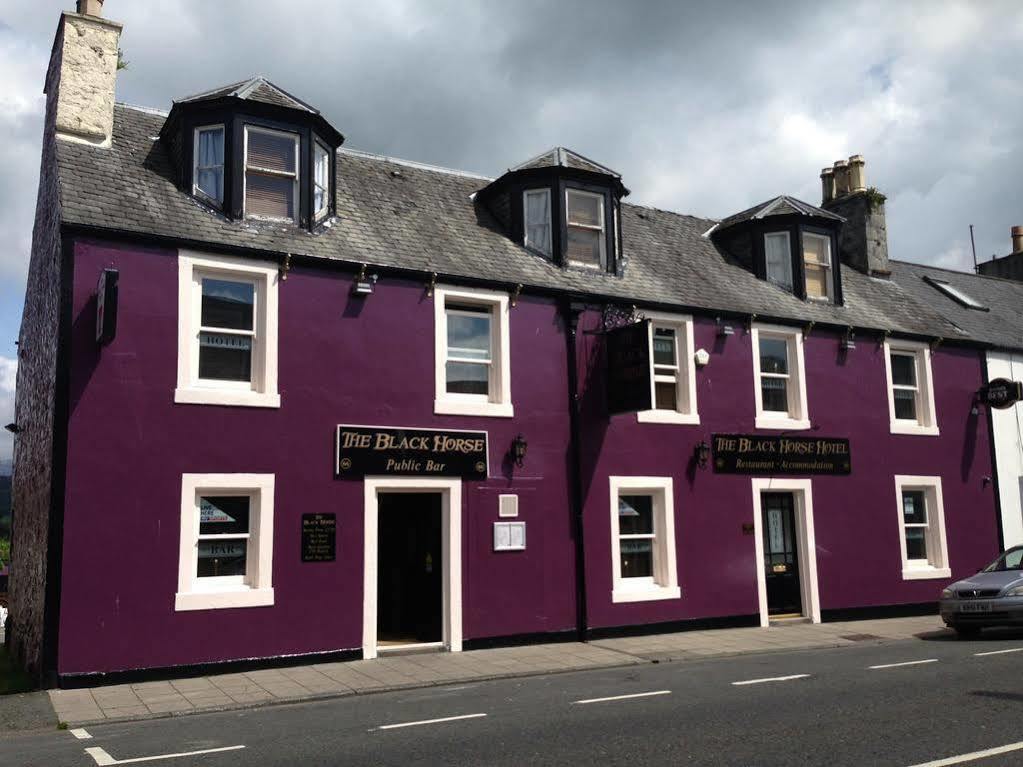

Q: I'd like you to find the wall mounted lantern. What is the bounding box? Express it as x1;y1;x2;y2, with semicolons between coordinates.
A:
694;440;710;469
352;264;378;296
716;317;734;338
510;434;528;468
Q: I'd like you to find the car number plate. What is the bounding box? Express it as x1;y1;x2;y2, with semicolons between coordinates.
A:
960;602;992;613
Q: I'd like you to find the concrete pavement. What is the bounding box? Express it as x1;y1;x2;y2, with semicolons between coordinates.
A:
47;615;945;726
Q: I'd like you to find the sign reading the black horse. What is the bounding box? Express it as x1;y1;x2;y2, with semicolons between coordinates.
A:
301;513;336;563
980;378;1023;410
335;425;488;480
712;434;851;475
607;319;653;415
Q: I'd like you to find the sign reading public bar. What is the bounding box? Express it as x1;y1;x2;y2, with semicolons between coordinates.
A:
712;434;851;475
301;513;336;563
607;319;653;415
335;425;488;480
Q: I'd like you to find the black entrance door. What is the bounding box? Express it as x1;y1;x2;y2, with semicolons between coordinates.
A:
761;492;802;616
378;493;443;645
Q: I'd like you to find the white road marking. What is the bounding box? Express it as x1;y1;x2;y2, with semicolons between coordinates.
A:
572;690;672;705
906;740;1023;766
84;745;245;765
731;674;810;686
869;659;938;670
377;713;487;730
974;647;1023;657
70;728;92;740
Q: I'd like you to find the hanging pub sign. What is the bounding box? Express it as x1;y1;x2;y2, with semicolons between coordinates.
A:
980;378;1023;410
335;425;488;480
712;434;851;475
301;513;337;562
95;268;119;345
607;319;652;415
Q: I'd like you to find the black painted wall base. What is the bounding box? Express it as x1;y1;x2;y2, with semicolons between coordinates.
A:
821;601;939;623
586;614;760;641
463;629;577;651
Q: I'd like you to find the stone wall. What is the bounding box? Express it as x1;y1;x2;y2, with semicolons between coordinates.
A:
824;192;890;276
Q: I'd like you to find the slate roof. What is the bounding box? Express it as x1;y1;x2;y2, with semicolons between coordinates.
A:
510;147;621;178
715;195;844;231
176;77;318;114
55;104;1005;345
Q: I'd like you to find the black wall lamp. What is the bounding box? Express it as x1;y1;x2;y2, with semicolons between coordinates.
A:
694;440;710;469
4;423;21;435
352;264;378;296
510;434;528;468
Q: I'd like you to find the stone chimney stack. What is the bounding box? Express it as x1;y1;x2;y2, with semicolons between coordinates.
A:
44;1;122;147
821;154;890;277
820;167;835;204
1012;226;1023;254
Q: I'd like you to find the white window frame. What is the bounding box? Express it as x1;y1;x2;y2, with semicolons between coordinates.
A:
523;188;552;257
176;473;275;611
175;251;280;408
894;475;951;580
565;188;606;268
192;124;225;206
801;231;833;302
243;125;300;222
609;476;680;603
751;324;810;431
637;312;699;425
883;340;938;436
764;231;793;291
434;285;513;418
313;139;331;221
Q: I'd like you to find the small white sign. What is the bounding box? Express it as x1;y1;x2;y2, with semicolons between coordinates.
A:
498;494;519;518
494;521;526;551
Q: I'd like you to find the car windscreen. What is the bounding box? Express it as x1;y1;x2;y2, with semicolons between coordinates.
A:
983;548;1023;572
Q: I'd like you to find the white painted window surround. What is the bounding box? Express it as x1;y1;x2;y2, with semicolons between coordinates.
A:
637;312;700;425
434;285;513;418
751;324;810;431
894;475;951;580
609;476;681;604
175;251;280;408
176;473;275;611
883;339;939;436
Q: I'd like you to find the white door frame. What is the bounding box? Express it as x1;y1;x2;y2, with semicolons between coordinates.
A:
363;477;462;660
751;478;821;627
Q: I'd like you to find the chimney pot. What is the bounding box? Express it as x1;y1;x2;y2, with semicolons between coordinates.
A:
847;154;866;193
832;159;850;197
820;167;835;204
76;0;104;16
1012;226;1023;254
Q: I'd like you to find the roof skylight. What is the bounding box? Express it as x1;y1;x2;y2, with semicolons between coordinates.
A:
923;276;989;311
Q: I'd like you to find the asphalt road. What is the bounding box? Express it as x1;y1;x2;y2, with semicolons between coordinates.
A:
6;633;1023;767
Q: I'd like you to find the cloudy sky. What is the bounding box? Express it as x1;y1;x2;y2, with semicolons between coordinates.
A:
0;0;1022;461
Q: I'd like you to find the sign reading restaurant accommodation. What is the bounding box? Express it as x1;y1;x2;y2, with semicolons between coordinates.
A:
335;425;488;480
712;434;851;475
607;319;653;415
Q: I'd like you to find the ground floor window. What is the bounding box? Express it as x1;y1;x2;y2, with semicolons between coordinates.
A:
894;475;950;580
609;476;680;603
176;473;276;611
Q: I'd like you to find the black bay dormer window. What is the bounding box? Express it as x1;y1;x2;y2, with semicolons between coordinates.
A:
162;77;345;232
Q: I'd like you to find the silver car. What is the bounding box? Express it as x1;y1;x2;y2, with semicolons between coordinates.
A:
940;546;1023;637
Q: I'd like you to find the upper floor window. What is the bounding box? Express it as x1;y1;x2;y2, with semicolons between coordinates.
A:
884;340;938;436
566;189;606;268
764;232;793;291
313;141;331;220
244;126;299;221
434;286;513;418
523;189;552;257
193;125;225;205
751;324;810;431
176;251;280;409
637;313;699;425
802;232;832;301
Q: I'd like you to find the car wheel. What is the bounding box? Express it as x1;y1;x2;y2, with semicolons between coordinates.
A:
954;626;982;639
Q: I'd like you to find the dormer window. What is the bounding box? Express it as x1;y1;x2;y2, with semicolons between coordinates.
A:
193;125;225;205
802;231;833;301
523;189;552;257
764;232;793;291
566;189;606;268
244;126;300;221
313;141;331;220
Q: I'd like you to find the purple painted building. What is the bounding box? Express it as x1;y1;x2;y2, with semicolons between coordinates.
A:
9;2;1002;686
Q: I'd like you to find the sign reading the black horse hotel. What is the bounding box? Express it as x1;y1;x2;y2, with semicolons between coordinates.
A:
712;434;851;475
336;425;489;479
